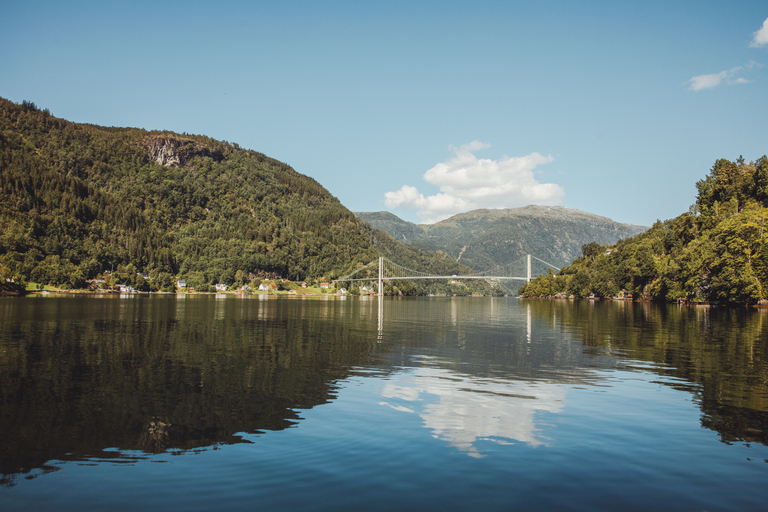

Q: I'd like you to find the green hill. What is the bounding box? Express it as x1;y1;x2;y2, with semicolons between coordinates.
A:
0;98;478;294
356;206;647;271
519;156;768;305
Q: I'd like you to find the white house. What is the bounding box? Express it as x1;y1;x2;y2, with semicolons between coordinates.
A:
215;283;228;291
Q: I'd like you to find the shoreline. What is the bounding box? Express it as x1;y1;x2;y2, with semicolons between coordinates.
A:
518;295;768;308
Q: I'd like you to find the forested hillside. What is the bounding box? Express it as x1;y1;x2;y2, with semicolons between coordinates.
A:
356;206;646;271
519;156;768;305
0;98;474;293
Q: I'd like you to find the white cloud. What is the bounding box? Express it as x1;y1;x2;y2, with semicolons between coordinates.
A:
687;15;768;91
384;142;564;224
750;17;768;48
688;64;754;91
688;70;728;91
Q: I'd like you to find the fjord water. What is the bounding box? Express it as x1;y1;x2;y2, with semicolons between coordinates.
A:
1;295;767;511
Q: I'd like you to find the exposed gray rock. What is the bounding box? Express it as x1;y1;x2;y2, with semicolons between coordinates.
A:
145;136;222;168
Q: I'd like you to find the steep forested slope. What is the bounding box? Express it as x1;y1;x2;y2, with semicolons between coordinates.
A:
0;98;470;291
357;206;646;270
519;156;768;304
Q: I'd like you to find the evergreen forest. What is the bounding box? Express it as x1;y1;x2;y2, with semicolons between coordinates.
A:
0;98;484;295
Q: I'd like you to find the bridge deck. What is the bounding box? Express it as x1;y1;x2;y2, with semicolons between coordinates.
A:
339;276;528;282
332;255;559;286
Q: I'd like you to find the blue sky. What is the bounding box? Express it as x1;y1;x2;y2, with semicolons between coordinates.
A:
2;1;767;227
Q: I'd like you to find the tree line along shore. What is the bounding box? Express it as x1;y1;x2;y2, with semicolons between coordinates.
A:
519;156;768;306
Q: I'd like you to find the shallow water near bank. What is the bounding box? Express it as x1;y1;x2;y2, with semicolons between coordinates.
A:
1;295;767;511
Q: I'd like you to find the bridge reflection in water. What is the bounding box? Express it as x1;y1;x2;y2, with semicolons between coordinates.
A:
2;295;767;512
372;293;535;345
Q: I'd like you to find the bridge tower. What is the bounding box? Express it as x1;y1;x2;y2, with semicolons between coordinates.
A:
378;257;383;297
527;254;532;283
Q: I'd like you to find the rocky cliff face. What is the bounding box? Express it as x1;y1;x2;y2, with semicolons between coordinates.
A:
145;136;222;168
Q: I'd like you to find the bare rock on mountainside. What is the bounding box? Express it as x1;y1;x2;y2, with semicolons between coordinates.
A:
145;136;223;168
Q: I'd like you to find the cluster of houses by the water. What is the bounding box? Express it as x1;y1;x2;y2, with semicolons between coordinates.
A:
176;279;302;293
84;272;371;295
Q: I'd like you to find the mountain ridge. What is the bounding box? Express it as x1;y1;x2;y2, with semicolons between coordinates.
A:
0;97;482;294
355;206;647;271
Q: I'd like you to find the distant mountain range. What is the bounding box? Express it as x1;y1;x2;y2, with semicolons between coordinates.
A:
355;206;648;271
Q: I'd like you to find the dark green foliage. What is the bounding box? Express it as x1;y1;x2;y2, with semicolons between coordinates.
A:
520;156;768;304
518;267;565;298
0;263;26;294
0;97;497;295
0;97;380;286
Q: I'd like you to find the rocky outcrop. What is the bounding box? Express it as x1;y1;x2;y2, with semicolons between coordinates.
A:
145;136;222;168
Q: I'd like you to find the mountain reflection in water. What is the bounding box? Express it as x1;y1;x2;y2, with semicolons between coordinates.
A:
523;300;768;446
0;294;384;484
1;294;767;494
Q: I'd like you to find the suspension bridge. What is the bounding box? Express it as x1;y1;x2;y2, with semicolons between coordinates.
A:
333;255;561;296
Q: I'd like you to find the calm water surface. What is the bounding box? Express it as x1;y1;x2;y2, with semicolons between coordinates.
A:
1;295;767;511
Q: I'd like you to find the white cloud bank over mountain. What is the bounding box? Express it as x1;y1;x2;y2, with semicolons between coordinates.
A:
384;142;564;224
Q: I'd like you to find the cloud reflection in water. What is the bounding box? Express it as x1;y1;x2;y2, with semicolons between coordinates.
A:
380;363;565;458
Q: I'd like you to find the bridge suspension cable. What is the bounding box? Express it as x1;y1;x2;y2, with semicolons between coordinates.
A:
333;255;563;295
530;255;561;271
335;257;447;282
